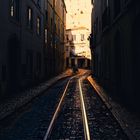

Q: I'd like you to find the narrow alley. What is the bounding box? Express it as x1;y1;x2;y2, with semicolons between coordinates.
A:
0;0;140;140
0;70;129;140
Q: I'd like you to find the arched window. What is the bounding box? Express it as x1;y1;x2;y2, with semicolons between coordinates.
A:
27;7;33;29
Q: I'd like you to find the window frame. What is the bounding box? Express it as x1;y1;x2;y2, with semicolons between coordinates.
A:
81;34;85;41
27;7;33;30
37;16;41;36
10;0;20;21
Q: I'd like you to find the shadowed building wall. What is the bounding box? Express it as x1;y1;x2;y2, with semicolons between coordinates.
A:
0;0;45;96
44;0;66;78
91;0;140;110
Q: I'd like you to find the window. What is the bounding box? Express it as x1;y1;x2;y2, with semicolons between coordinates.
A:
27;8;33;29
45;29;47;44
72;35;76;41
66;35;69;42
80;11;83;14
10;0;20;20
37;17;41;35
10;1;14;17
62;24;64;40
45;10;48;23
54;23;56;33
107;0;109;7
81;34;85;41
51;18;53;31
58;19;60;35
50;18;53;45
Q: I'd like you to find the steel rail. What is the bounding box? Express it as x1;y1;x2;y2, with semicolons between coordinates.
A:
43;77;74;140
79;79;91;140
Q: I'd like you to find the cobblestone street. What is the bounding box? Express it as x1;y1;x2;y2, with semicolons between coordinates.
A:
0;0;140;140
0;70;140;140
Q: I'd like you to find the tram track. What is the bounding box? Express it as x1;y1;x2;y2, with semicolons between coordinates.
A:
79;79;91;140
0;70;129;140
43;73;129;140
0;77;71;140
43;77;75;140
43;74;91;140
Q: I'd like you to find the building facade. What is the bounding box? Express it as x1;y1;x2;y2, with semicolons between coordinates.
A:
91;0;140;109
0;0;66;97
65;0;92;68
44;0;66;78
0;0;45;96
66;27;91;68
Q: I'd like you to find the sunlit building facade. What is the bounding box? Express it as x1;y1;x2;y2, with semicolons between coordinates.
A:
65;0;92;68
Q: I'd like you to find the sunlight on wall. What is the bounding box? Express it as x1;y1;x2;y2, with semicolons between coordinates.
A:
65;0;92;62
